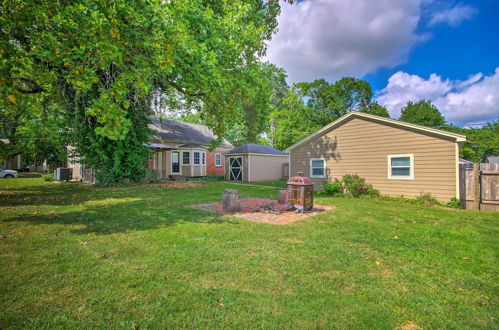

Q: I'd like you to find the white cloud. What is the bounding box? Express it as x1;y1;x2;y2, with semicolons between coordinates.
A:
377;68;499;124
428;3;477;27
265;0;427;83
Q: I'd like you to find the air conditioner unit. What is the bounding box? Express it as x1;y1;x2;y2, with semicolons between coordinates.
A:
54;168;72;181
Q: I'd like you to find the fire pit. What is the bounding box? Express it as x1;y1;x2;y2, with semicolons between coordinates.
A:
285;172;314;212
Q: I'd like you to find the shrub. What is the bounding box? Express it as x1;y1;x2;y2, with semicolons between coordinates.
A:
416;192;440;206
444;197;462;209
342;174;378;197
323;180;344;196
42;173;54;182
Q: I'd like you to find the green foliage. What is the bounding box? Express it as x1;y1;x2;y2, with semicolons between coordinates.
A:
416;192;440;206
270;88;320;150
342;174;379;197
444;197;462;209
443;121;499;162
190;175;225;181
363;101;390;117
323;180;344;196
41;173;54;182
295;77;389;127
399;100;446;127
270;78;389;150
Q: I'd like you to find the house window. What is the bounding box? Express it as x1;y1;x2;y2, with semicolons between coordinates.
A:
193;151;200;165
388;154;414;180
202;152;206;165
310;158;326;178
182;151;190;165
215;153;222;167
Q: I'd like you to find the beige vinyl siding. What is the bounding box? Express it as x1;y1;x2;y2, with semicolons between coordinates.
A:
248;155;288;182
289;116;458;201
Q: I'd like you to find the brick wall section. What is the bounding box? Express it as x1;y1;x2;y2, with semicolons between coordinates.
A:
207;151;225;175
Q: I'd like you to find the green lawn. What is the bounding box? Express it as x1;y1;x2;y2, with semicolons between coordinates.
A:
1;176;497;328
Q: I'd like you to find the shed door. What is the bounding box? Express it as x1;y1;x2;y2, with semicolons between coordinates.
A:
229;157;243;181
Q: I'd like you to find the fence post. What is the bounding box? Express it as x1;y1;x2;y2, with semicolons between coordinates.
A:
473;163;480;210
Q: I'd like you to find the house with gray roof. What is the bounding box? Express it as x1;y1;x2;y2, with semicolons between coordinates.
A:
145;117;233;179
224;143;288;182
69;117;233;181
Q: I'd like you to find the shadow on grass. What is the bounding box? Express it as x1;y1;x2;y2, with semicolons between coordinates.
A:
4;196;239;235
19;172;44;178
0;183;99;207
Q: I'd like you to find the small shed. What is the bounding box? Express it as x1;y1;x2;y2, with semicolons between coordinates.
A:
224;143;288;182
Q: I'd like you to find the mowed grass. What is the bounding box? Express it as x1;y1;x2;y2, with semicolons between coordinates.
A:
0;177;497;329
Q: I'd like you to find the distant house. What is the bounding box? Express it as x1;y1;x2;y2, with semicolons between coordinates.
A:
485;155;499;164
285;111;467;201
0;138;23;170
224;143;288;182
69;117;233;181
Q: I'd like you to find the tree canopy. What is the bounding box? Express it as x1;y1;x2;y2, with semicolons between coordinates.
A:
399;100;446;127
269;77;389;150
294;77;389;127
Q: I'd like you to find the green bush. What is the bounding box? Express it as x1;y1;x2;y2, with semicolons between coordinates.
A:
443;197;462;209
416;192;440;206
323;180;344;196
42;173;54;182
342;174;379;197
192;175;225;181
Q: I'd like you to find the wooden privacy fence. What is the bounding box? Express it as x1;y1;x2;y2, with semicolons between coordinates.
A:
459;163;499;211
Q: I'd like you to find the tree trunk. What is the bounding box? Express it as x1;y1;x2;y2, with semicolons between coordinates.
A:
223;189;240;213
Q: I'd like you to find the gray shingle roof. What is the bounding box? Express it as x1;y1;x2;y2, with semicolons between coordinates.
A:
149;117;233;147
226;143;287;155
145;143;177;149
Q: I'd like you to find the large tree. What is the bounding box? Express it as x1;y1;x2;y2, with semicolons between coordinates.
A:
269;77;389;150
294;77;389;127
1;0;284;184
269;88;319;150
399;100;446;127
444;121;499;163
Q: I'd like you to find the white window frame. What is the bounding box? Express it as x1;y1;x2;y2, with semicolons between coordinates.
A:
310;158;326;178
182;151;190;165
215;153;222;167
193;151;201;165
387;154;414;180
202;152;206;165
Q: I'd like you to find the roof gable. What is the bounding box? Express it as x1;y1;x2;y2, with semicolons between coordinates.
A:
285;111;466;152
149;117;233;147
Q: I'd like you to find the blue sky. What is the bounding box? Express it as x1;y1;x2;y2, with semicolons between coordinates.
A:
266;0;499;125
366;0;499;90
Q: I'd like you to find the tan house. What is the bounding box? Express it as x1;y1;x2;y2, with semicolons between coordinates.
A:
69;117;233;181
224;143;288;182
285;111;467;201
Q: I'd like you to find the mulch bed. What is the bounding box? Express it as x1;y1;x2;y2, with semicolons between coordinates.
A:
190;198;334;225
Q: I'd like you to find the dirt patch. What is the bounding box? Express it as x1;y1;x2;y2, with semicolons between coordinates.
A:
147;182;203;189
190;198;334;225
397;321;422;330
